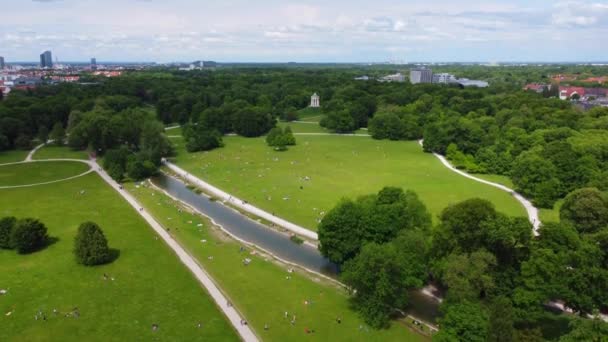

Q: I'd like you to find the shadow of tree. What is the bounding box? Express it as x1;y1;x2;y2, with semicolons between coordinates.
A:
106;248;120;264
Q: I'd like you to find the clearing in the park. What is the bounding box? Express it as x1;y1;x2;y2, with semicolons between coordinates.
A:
0;162;238;341
170;134;527;230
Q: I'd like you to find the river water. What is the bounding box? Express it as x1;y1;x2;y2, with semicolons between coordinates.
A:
152;173;440;323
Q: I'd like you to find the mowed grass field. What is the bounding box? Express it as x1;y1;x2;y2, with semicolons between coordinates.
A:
127;182;428;341
0;161;90;187
33;146;90;160
170;135;526;230
0;150;28;164
0;163;238;341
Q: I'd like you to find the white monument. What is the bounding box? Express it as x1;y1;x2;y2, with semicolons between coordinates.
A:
310;93;320;108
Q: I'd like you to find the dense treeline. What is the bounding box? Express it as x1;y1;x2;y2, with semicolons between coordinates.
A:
2;66;606;200
319;187;608;339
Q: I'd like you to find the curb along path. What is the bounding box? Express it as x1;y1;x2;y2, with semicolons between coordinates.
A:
163;160;319;241
417;140;541;235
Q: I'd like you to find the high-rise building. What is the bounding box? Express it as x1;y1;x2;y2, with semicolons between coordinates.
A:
409;68;433;84
0;56;5;69
40;50;53;68
91;57;97;70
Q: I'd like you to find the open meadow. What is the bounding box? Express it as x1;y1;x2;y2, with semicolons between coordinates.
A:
0;150;28;165
127;181;428;341
0;162;238;341
169;135;527;230
33;146;90;160
0;161;90;187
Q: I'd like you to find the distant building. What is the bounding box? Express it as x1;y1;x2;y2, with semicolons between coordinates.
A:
0;56;4;69
524;83;548;93
13;76;42;90
457;78;489;88
310;93;320;108
380;73;405;83
354;75;370;81
91;57;97;70
410;68;433;84
40;50;53;69
432;73;457;84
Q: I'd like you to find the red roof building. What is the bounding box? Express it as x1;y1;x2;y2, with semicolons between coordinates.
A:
559;86;586;100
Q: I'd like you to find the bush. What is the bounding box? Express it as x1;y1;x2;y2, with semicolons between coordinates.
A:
266;126;296;151
0;216;17;249
74;222;111;266
10;218;49;254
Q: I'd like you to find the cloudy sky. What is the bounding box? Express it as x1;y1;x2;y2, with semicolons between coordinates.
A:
1;0;607;63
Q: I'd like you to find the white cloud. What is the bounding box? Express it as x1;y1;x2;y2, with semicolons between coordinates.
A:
0;0;606;62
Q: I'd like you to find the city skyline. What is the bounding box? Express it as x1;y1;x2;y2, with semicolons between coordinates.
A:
0;0;607;63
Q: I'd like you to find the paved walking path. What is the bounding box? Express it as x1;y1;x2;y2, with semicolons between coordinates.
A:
25;142;46;161
5;144;259;341
90;158;259;341
163;159;318;241
417;140;541;235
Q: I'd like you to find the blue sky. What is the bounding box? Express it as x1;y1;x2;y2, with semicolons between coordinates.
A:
0;0;607;62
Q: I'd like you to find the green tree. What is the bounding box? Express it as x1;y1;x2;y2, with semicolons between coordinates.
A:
342;242;409;328
73;221;112;266
435;301;489;342
0;216;17;249
15;134;32;150
0;134;8;151
49;122;66;146
560;188;608;234
432;198;498;258
559;314;608;342
283;126;296;145
37;125;49;143
442;250;497;302
511;151;562;208
487;296;514;342
318;199;364;265
10;218;49;254
265;127;283;146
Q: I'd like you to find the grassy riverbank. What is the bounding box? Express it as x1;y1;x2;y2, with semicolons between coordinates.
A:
126;181;429;341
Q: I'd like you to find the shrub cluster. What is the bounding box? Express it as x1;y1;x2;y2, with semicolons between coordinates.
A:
0;217;49;254
265;126;296;151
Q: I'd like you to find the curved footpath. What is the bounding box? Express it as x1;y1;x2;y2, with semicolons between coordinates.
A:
417;140;541;235
25;142;46;161
7;146;259;342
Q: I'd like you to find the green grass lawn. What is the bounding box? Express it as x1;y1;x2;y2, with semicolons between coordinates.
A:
472;173;515;189
0;165;238;341
0;161;90;187
278;121;330;134
127;182;428;341
0;150;28;164
296;107;323;122
170;135;526;230
539;199;563;224
33;145;90;160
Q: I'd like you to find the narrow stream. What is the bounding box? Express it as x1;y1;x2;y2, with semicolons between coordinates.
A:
152;173;440;323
